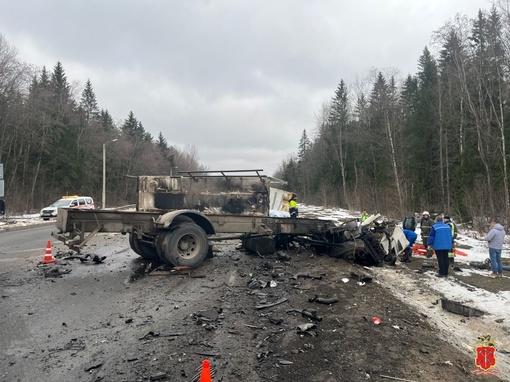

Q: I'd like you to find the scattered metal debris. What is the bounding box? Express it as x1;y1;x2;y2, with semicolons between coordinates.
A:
49;338;86;354
469;260;491;270
297;322;317;335
308;296;339;304
43;267;71;278
349;271;373;283
139;331;185;340
290;273;323;280
84;362;103;372
440;298;485;317
268;316;284;325
255;297;288;310
149;372;167;380
276;252;291;261
248;278;269;289
287;309;322;321
257;350;272;362
194;309;220;322
149;265;192;276
380;375;418;382
62;253;106;264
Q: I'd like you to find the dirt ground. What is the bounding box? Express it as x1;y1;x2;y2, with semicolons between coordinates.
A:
1;233;509;382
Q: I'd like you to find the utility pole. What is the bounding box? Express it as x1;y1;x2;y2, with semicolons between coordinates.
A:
102;139;118;208
0;163;5;215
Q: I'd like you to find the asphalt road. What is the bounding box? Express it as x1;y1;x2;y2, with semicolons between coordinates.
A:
0;224;56;263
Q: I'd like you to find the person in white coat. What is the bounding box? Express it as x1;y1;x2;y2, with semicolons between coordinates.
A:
484;220;505;278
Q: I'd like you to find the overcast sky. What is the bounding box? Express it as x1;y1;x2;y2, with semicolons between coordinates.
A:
1;0;489;175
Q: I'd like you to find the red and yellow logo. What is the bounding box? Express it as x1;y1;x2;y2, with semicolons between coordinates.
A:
472;334;500;375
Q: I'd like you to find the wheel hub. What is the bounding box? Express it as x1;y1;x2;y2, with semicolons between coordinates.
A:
178;235;196;256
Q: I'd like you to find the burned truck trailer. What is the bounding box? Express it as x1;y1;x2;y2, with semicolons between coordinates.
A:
53;170;407;268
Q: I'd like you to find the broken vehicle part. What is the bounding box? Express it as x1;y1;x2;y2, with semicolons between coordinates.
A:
255;297;288;310
308;296;339;304
440;298;485;317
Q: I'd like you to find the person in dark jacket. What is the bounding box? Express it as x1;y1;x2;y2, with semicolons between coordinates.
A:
402;212;417;231
428;215;453;277
420;211;434;257
484;220;505;278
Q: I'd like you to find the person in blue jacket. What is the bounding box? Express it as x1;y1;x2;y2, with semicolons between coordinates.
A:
428;215;453;277
401;229;417;263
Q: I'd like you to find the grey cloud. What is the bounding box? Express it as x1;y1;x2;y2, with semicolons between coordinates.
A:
0;0;487;174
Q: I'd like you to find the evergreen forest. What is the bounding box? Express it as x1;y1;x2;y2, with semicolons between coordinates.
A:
0;38;203;212
2;5;510;225
275;5;510;224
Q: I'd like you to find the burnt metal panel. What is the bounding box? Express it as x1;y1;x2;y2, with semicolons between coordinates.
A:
137;175;270;215
55;208;162;234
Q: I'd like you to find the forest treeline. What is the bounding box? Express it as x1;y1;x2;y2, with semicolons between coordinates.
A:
0;36;203;212
2;5;510;223
275;4;510;224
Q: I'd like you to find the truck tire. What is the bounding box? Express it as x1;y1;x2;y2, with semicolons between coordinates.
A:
129;233;160;261
157;223;209;268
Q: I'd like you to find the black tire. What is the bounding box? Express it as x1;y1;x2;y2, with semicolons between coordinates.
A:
129;233;159;261
387;252;397;266
157;223;209;268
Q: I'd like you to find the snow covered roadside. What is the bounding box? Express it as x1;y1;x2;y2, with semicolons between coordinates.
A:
299;204;510;377
0;213;51;230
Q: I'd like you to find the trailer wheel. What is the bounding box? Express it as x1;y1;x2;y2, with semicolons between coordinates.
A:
158;223;209;268
129;233;160;261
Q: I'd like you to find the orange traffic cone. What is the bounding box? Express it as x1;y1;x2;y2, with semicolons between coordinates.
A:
40;240;56;264
199;359;212;382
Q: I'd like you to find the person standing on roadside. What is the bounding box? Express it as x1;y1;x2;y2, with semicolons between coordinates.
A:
428;215;453;277
484;220;505;278
444;215;458;264
403;212;417;231
420;211;434;257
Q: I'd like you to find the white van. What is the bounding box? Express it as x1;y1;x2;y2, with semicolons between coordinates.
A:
40;196;94;220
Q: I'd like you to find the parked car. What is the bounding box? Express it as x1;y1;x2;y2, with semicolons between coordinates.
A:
40;196;94;220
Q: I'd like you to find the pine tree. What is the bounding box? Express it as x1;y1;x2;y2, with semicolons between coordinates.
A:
413;47;440;205
297;129;310;162
50;61;71;107
122;111;139;137
100;109;114;130
157;132;167;150
80;79;99;123
327;80;350;207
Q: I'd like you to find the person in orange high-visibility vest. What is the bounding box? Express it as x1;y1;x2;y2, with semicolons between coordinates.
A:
289;194;298;218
